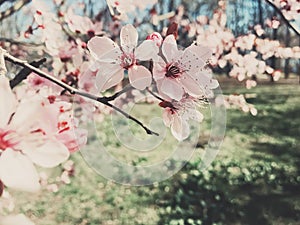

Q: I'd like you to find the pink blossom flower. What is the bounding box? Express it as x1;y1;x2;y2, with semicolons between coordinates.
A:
66;9;103;37
0;76;70;192
106;0;157;19
160;95;204;141
153;35;218;101
146;32;163;47
87;24;159;91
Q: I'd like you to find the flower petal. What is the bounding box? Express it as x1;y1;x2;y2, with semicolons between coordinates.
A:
160;78;184;101
162;108;173;127
162;35;179;62
0;149;40;192
180;74;203;96
128;65;152;90
120;24;138;52
87;36;118;60
135;40;159;61
23;139;69;168
96;68;124;91
152;57;167;81
9;98;44;133
171;114;190;141
186;44;212;64
0;76;17;127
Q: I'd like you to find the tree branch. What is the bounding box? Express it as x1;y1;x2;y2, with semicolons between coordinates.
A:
0;37;43;47
0;0;31;21
9;58;46;88
265;0;300;37
3;49;158;136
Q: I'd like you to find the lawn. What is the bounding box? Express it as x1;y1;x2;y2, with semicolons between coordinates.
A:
11;77;300;225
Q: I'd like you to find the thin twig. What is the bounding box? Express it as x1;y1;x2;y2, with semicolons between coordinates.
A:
146;87;164;102
3;49;159;136
265;0;300;37
0;0;31;21
0;38;43;47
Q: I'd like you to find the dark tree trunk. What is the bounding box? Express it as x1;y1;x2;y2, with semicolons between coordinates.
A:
284;26;290;79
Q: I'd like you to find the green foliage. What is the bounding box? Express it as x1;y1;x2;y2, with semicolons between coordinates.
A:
156;159;299;225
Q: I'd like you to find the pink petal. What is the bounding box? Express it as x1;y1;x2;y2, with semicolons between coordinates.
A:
160;78;184;101
57;128;87;153
186;44;212;63
135;40;159;61
9;98;44;133
196;72;219;90
128;65;152;90
0;149;40;192
162;35;179;62
23;139;69;168
180;75;203;96
120;24;138;52
0;76;17;127
152;57;167;81
96;68;124;91
87;36;118;60
162;108;173;127
171;115;190;141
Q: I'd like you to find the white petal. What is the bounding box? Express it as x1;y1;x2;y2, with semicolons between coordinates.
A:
0;76;17;127
97;47;122;63
171;115;190;141
0;149;40;192
9;99;43;133
87;36;118;60
120;24;138;52
180;75;203;96
160;78;184;101
188;110;204;122
162;35;179;62
0;214;35;225
186;44;212;63
96;68;124;91
135;40;159;61
176;48;206;75
196;72;219;90
24;140;69;168
162;109;173;127
152;57;167;81
128;65;152;90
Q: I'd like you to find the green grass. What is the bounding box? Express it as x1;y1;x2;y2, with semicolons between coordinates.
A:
8;80;300;225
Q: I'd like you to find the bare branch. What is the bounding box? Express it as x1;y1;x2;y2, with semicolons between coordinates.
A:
0;0;31;21
0;37;43;47
3;49;159;136
265;0;300;37
10;58;46;88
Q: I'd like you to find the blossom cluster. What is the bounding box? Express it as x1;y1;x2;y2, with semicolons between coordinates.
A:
0;75;87;193
87;24;218;140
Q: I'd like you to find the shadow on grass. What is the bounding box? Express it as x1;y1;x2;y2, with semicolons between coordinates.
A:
242;193;300;225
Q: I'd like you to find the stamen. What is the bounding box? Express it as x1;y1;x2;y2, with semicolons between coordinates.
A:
166;65;181;78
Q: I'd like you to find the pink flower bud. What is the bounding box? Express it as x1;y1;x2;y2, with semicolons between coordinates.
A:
146;32;163;47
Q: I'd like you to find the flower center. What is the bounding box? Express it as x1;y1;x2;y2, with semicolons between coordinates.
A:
0;129;17;151
165;65;181;78
121;53;135;69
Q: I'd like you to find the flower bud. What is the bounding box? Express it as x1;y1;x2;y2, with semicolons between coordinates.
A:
146;32;163;47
